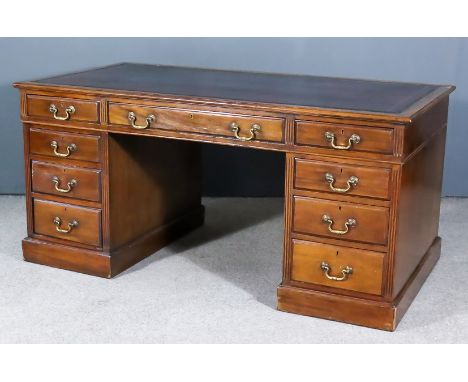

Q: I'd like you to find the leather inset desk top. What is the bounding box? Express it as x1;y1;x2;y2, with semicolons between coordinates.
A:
31;63;446;115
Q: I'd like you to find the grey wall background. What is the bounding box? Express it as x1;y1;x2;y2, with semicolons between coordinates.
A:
1;38;467;196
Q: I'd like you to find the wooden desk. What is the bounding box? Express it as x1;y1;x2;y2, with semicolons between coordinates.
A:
14;64;454;330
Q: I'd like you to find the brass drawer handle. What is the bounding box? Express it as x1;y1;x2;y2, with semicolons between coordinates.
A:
324;131;360;150
53;216;79;233
322;214;356;235
325;173;359;193
51;176;77;193
49;104;75;121
50;141;77;157
320;262;353;281
128;112;155;129
230;122;261;141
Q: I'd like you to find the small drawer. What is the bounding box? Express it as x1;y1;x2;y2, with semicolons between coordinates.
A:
33;199;101;247
108;102;285;143
31;161;101;202
294;158;391;200
26;94;99;123
29;128;100;163
295;121;394;154
293;196;389;246
291;240;384;295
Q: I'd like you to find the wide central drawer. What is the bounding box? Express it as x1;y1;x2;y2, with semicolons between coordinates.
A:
291;240;384;295
33;199;102;247
108;102;285;143
293;196;389;246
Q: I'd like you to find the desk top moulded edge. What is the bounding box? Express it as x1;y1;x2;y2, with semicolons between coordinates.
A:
13;63;455;126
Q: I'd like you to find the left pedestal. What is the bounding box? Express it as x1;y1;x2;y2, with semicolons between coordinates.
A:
22;125;204;278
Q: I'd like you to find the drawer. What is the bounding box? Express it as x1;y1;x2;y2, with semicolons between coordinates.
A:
293;196;389;246
31;161;101;202
26;94;99;123
291;240;384;295
295;121;394;154
33;199;101;247
294;158;391;200
29;128;100;163
108;103;285;143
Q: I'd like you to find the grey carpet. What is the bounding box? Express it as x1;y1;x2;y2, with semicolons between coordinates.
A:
0;196;467;343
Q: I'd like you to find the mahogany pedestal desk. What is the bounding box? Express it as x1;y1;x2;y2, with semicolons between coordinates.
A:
14;64;455;331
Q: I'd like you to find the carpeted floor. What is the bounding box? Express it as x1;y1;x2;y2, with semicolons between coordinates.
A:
0;195;467;343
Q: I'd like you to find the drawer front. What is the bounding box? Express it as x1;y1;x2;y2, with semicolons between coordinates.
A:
295;121;394;154
31;161;101;202
291;240;384;295
108;103;285;143
29;128;100;163
26;95;99;123
293;196;389;245
294;158;391;200
33;199;101;247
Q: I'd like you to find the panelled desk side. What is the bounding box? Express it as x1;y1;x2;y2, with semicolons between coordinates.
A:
14;64;455;331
